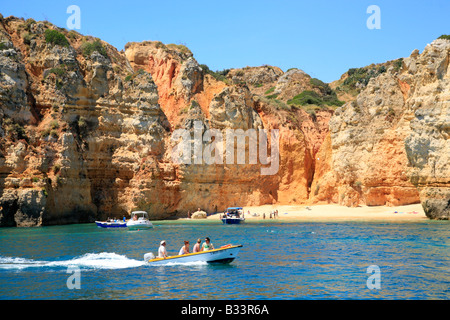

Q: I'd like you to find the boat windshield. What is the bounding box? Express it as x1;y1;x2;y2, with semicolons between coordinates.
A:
226;207;243;216
131;211;148;219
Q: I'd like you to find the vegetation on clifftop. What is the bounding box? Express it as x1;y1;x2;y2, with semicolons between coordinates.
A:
81;39;108;58
438;34;450;40
287;78;344;108
199;64;230;84
44;29;69;47
334;58;406;98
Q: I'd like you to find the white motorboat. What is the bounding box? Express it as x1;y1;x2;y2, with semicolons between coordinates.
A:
144;244;243;265
222;207;245;224
126;211;153;229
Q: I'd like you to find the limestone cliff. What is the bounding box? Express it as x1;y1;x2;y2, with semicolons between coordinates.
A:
332;70;419;207
0;16;173;225
403;40;450;219
311;39;449;220
0;16;330;226
124;43;328;211
1;14;448;226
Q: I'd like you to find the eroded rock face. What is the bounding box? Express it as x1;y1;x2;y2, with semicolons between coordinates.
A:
323;70;420;207
403;40;450;219
125;43;322;215
1;15;448;225
274;68;311;100
227;65;283;86
209;85;263;130
125;41;220;127
1;18;316;226
0;26;34;125
0;17;175;225
311;39;449;219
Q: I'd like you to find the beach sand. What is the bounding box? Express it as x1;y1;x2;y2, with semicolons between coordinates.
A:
206;203;427;222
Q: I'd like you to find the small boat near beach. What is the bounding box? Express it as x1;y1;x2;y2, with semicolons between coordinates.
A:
222;207;245;224
95;219;127;228
144;244;243;265
126;211;153;229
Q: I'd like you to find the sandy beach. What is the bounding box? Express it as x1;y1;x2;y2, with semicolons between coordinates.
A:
207;203;427;222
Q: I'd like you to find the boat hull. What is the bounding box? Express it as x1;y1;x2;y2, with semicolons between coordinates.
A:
146;245;242;265
126;221;153;229
222;218;245;224
95;221;127;228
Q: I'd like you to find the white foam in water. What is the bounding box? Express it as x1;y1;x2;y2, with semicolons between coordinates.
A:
0;256;47;270
0;252;146;270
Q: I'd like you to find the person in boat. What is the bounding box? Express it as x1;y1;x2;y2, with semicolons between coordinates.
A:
201;237;214;251
193;238;201;253
158;240;168;258
179;241;190;255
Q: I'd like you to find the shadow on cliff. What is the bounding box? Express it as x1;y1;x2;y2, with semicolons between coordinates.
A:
0;176;18;227
71;114;129;221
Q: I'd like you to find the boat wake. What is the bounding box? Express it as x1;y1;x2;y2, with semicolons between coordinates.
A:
0;252;146;271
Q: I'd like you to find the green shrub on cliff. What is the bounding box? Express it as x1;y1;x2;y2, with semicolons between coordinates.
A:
3;118;27;141
124;74;132;82
166;43;192;56
259;96;290;111
199;64;230;84
288;91;322;106
393;58;403;72
287;88;344;108
124;69;145;83
438;34;450;40
48;67;65;77
310;78;344;107
23;18;36;32
322;92;345;107
81;40;108;58
23;32;35;45
265;86;275;95
338;64;387;95
310;78;329;91
44;29;69;47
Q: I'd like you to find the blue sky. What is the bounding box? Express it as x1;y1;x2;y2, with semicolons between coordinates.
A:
2;0;449;82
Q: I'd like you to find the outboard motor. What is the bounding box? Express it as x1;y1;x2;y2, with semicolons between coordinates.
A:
144;252;155;262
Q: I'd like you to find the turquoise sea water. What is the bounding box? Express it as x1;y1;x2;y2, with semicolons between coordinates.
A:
0;219;449;300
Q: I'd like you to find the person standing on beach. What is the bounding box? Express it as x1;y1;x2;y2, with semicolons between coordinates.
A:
193;239;201;253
